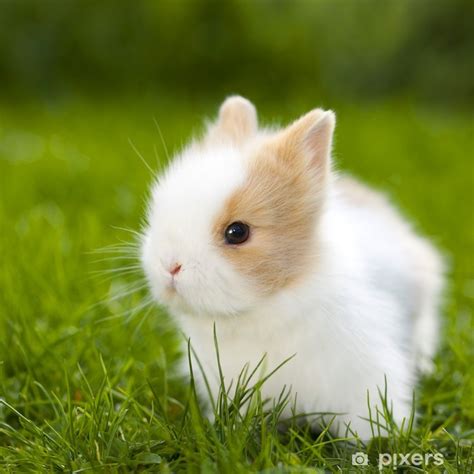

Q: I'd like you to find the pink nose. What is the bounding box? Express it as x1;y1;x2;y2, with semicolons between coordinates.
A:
169;263;182;277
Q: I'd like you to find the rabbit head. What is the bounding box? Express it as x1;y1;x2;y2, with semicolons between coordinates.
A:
142;96;335;318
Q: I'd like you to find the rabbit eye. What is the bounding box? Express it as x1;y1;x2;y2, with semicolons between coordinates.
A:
224;221;250;245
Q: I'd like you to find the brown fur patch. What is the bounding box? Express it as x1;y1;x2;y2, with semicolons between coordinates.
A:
213;110;335;294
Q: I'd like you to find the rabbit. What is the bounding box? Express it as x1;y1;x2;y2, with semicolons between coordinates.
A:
141;96;444;439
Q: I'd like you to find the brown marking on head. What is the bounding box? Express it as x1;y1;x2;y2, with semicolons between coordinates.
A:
213;109;336;294
205;95;258;146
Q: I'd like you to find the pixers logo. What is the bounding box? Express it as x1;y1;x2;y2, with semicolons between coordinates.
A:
378;452;444;470
351;451;444;470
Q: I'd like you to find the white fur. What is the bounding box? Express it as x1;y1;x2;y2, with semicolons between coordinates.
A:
141;114;444;439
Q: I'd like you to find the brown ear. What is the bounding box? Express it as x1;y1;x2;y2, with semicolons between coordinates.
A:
275;109;335;177
207;95;258;145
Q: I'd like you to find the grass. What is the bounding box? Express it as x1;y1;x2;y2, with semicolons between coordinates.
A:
0;95;473;472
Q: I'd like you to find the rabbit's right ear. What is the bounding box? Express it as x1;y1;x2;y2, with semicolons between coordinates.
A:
206;96;258;145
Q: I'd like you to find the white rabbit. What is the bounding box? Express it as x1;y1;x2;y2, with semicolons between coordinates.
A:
141;96;444;439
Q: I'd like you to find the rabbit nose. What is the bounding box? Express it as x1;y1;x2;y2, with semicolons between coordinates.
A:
169;263;182;276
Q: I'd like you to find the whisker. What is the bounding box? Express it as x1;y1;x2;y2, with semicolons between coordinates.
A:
131;304;155;340
125;297;155;323
128;138;155;175
91;271;144;286
115;237;141;246
95;297;154;324
90;255;140;264
91;250;139;259
153;144;165;173
89;265;143;275
87;244;140;255
87;281;149;311
110;225;143;239
153;117;170;161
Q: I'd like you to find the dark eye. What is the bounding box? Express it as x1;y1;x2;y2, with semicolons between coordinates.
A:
224;221;250;245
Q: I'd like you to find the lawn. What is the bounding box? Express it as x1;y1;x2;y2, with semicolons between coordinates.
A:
0;96;472;472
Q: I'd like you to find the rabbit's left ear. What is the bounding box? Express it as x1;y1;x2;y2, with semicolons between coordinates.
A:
275;109;335;176
207;96;258;145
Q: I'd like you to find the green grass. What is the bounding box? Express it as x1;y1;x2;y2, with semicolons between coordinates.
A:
0;96;473;472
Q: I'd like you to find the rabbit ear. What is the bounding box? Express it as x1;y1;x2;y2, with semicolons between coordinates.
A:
275;109;335;180
206;96;258;145
213;110;334;295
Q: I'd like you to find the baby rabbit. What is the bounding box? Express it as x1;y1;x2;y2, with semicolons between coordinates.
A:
141;96;444;438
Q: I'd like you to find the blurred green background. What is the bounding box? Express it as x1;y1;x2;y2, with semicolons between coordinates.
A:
0;0;473;106
0;0;473;470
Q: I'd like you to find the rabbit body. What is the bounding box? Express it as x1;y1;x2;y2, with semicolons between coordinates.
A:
141;97;444;438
